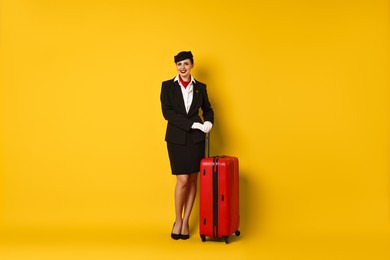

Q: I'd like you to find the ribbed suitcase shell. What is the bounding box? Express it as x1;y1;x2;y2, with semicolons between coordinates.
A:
199;156;240;243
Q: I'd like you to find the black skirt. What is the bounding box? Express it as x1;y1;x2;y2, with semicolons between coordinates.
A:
167;134;205;175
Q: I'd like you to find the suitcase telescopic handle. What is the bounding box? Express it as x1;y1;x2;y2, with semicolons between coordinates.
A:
205;132;210;158
205;132;225;159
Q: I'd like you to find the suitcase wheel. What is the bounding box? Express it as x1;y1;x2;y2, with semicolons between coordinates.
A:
200;235;206;242
235;230;240;236
224;236;230;244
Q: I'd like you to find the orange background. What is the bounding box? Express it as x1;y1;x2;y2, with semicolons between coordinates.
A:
1;0;389;259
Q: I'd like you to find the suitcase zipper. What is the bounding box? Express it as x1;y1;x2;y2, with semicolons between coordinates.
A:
212;156;219;238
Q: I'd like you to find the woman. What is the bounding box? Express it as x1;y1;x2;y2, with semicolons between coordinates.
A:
160;51;214;240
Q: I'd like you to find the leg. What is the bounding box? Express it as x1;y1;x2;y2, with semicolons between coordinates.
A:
172;174;190;235
181;173;198;235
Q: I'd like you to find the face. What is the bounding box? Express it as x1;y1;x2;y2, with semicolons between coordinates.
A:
176;59;193;78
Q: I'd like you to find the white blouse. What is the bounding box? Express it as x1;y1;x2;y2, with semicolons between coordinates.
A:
174;75;196;114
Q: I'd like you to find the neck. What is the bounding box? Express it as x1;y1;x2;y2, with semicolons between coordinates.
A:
180;75;191;82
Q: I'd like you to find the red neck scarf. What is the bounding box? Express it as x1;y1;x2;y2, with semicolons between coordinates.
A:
179;76;191;88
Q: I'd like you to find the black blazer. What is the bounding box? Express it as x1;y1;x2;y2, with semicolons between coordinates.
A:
161;78;214;145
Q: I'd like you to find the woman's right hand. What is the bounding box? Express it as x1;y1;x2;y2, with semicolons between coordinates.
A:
191;122;205;132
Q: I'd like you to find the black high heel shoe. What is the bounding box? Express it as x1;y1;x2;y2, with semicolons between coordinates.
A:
171;222;181;240
180;224;190;240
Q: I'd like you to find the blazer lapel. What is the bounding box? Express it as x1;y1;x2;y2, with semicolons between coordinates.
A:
173;80;187;114
188;83;200;115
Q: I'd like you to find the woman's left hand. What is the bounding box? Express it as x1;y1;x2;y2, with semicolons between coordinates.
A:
203;121;213;133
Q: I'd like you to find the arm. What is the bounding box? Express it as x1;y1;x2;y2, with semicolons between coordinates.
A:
201;85;214;124
160;82;193;131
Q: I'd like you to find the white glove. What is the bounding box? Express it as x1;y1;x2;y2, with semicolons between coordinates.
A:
191;122;204;132
203;121;213;133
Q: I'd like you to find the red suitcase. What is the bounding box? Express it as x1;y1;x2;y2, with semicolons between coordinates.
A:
199;135;240;243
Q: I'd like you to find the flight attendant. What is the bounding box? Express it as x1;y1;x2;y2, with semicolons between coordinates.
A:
160;51;214;240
